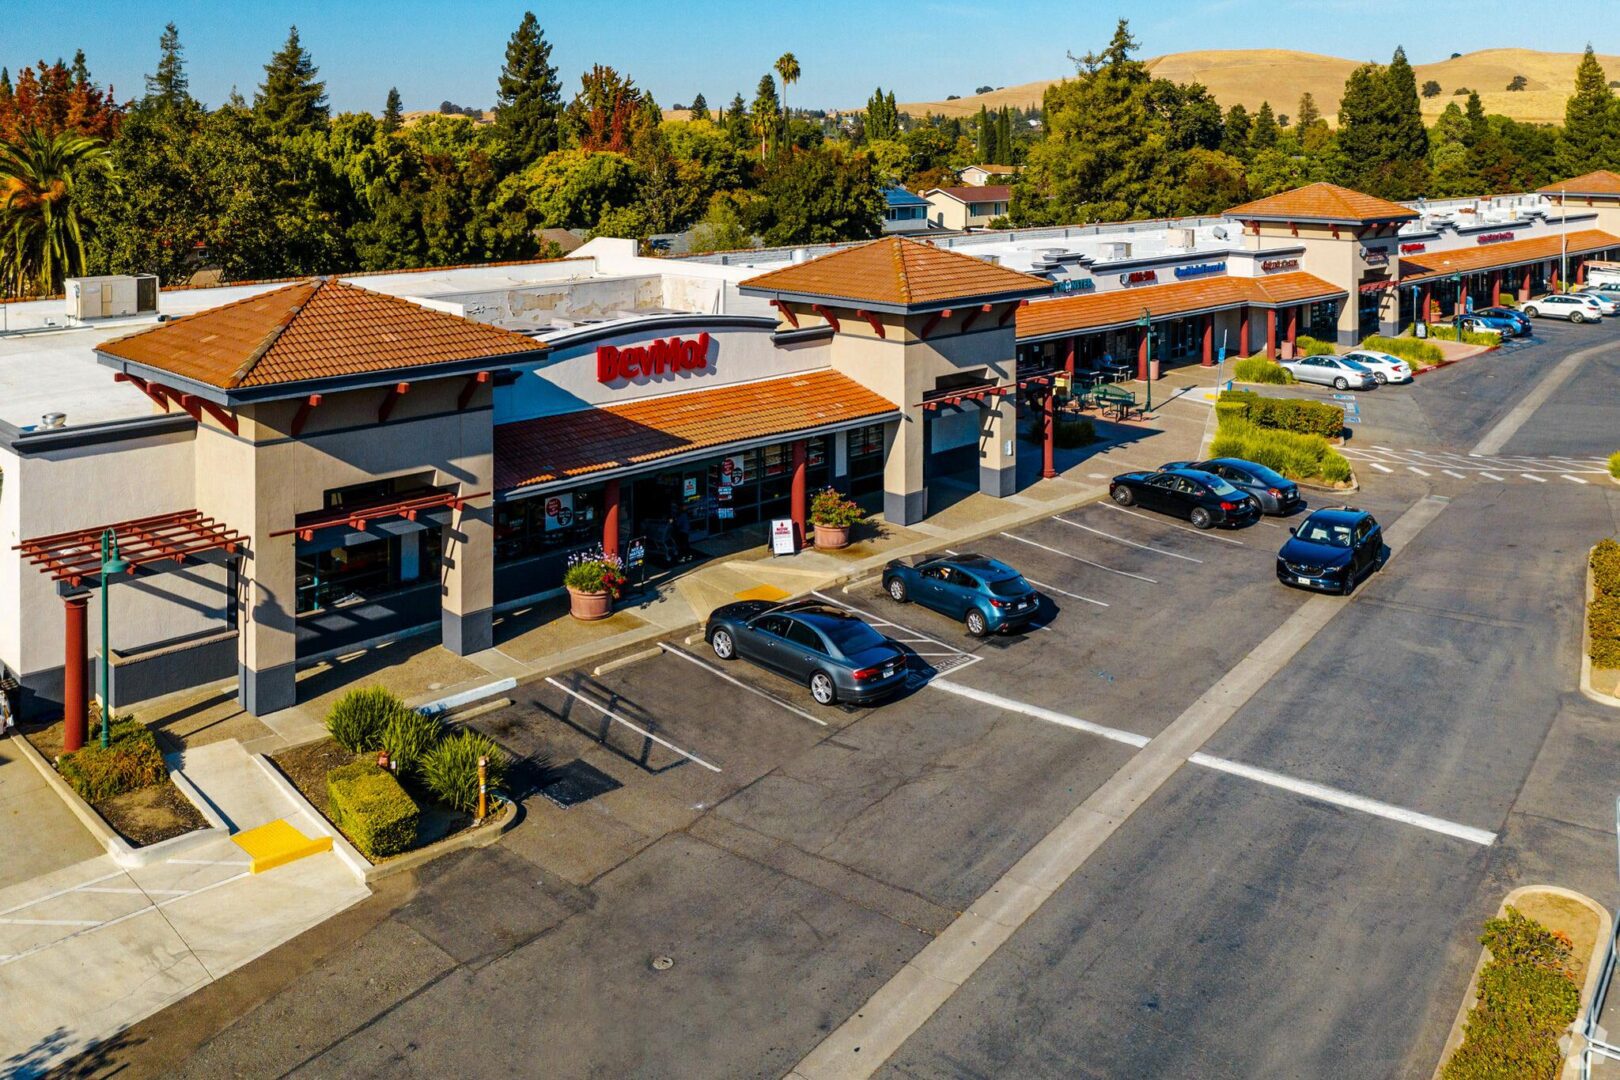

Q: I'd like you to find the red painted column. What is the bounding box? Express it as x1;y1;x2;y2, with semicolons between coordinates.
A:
602;478;620;558
1550;261;1560;291
1064;336;1076;377
1491;271;1501;306
1520;266;1531;301
790;438;808;542
1239;309;1251;357
1265;309;1277;359
1042;387;1057;480
1200;315;1214;367
1136;326;1149;380
63;597;88;753
1286;306;1299;350
1421;284;1431;322
1578;260;1588;285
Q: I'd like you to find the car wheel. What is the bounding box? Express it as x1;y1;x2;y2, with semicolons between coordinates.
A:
809;671;837;706
887;576;908;602
1332;376;1349;391
1112;485;1135;506
1190;507;1213;530
1571;311;1586;324
965;608;988;638
1374;372;1387;384
710;628;735;660
1524;306;1540;318
1339;573;1356;597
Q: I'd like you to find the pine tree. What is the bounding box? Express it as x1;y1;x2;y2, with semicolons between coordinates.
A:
1336;50;1429;199
1251;101;1278;151
1558;45;1617;175
753;74;781;157
71;50;90;88
1221;104;1251;158
724;92;749;146
975;103;992;161
382;87;403;132
1383;47;1429;165
1463;90;1488;146
495;11;562;165
998;106;1013;164
689;92;709;122
145;22;190;108
1296;92;1320;130
255;26;329;136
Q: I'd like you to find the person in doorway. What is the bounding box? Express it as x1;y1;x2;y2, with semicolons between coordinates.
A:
672;506;695;563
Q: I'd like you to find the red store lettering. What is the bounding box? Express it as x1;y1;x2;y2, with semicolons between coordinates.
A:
597;333;712;383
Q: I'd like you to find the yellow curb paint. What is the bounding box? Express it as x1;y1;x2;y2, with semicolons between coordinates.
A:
231;819;333;874
733;584;790;602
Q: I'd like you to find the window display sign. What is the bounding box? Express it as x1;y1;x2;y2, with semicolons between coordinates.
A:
719;454;751;486
543;494;575;531
770;518;797;556
682;477;698;499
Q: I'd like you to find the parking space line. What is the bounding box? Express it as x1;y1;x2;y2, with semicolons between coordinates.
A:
1407;466;1430;476
1521;473;1548;483
1369;463;1393;474
1102;504;1246;546
657;643;828;727
0;870;127;919
543;677;723;772
1054;518;1202;563
929;681;1149;748
1480;472;1504;482
1187;753;1496;846
1442;469;1466;479
1561;475;1589;485
997;531;1157;583
809;592;976;659
1022;577;1108;608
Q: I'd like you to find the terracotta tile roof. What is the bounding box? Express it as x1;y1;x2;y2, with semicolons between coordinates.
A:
496;371;899;491
98;278;543;390
1016;272;1345;339
738;236;1049;310
927;185;1013;204
1399;228;1620;282
1538;171;1620;197
1224;183;1419;224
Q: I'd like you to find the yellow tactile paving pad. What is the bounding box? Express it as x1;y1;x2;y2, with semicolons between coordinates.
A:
733;584;791;602
231;819;333;874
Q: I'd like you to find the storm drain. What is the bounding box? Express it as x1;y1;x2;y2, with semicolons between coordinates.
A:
540;758;623;808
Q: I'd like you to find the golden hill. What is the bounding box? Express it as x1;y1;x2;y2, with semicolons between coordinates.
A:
898;47;1620;127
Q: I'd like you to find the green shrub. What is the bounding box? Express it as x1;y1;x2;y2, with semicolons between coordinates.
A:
326;761;419;859
1053;416;1096;449
1427;323;1502;346
1217;390;1344;438
1232;356;1296;384
1608;451;1619;480
1292;335;1338;356
1592;540;1620;669
810;486;865;527
1362;334;1444;367
57;716;167;802
380;709;444;782
1211;416;1353;485
1594;538;1620;595
1442;907;1579;1080
326;686;406;753
1496;295;1518;309
421;731;510;815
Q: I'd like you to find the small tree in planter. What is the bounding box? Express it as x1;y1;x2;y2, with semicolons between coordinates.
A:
810;487;864;550
564;546;625;621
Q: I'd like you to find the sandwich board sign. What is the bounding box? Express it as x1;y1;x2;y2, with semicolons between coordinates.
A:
770;518;797;556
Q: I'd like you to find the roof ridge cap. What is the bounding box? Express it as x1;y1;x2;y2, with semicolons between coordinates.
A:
893;236;913;305
226;279;321;388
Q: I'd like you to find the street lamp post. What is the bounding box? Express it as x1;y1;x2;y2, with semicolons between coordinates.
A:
1451;273;1463;341
1138;308;1152;414
97;528;129;749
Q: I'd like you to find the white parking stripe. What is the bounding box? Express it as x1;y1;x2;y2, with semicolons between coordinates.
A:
1521;473;1548;483
658;644;827;726
0;917;105;926
1187;753;1496;846
1022;577;1108;608
544;677;723;772
1408;466;1430;476
929;681;1149;748
1370;463;1394;474
1562;474;1589;485
998;531;1158;583
1103;503;1246;546
809;592;976;660
1480;472;1504;482
1055;518;1202;563
1442;470;1466;479
0;870;126;919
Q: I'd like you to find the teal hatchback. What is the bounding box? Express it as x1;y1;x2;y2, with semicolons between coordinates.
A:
882;553;1041;637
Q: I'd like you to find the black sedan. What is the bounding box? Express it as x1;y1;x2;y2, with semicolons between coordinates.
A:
1158;457;1302;516
706;600;908;706
1109;468;1261;529
1275;507;1384;594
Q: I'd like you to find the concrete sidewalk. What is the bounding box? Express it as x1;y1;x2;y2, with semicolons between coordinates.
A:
0;735;102;893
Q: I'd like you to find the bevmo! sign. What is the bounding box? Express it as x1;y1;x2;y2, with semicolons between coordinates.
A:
597;333;712;384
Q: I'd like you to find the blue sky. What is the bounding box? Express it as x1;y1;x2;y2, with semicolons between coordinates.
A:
5;1;1616;114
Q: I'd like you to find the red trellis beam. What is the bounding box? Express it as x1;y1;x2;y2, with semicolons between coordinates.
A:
916;383;1011;411
269;490;490;542
15;510;246;587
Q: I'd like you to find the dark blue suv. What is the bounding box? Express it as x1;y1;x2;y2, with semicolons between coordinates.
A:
1276;507;1384;594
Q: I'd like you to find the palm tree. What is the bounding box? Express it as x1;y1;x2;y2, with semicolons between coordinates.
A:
0;129;116;297
774;53;801;150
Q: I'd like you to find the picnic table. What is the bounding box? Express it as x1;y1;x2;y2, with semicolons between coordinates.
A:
1091;384;1139;421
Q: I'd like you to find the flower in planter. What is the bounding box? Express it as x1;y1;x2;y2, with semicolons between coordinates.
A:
809;487;864;528
564;545;627;599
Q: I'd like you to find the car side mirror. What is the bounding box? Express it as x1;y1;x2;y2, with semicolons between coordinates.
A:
1288;526;1296;535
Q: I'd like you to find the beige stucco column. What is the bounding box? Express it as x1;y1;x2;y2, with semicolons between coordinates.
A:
978;394;1016;497
441;495;493;655
240;527;299;715
882;415;925;525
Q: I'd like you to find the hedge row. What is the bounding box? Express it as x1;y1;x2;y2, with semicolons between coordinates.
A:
1210;417;1353;485
1291;335;1338;357
1232;356;1295;384
1441;906;1579;1080
1362;334;1445;367
1427;323;1502;347
1053;416;1096;449
58;716;168;802
1217;389;1344;438
1608;451;1619;480
327;761;419;859
1592;538;1620;670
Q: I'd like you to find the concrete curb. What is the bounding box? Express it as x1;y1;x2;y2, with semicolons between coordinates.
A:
593;647;662;677
1430;884;1612;1079
9;731;229;868
1580;558;1620;710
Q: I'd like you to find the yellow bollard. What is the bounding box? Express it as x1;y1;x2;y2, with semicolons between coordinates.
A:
477;755;488;823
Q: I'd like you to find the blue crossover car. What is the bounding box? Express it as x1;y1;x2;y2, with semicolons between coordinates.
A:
882;553;1041;637
707;600;908;706
1275;507;1385;595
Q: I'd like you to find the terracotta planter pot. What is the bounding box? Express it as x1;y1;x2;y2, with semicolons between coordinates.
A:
567;586;613;621
813;523;851;551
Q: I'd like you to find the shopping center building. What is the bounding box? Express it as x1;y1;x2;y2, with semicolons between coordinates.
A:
2;175;1617;722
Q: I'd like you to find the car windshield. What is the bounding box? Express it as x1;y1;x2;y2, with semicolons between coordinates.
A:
1339;359;1372;373
817;618;886;656
1202;476;1239;496
1297;516;1354;547
987;576;1031;597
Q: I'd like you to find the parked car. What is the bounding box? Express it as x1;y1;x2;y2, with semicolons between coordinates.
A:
1110;468;1261;529
1157;458;1303;516
707;600;908;706
1522;293;1604;322
1571;290;1620;316
1278;354;1378;390
1340;349;1412;384
882;553;1041;637
1458;312;1521;337
1472;307;1532;335
1275;507;1385;595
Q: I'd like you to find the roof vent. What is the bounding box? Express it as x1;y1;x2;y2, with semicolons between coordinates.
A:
791;248;810;264
41;412;66;429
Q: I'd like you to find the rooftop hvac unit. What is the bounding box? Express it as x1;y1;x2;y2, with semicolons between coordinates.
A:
1098;241;1132;261
64;274;160;320
1167;227;1195;250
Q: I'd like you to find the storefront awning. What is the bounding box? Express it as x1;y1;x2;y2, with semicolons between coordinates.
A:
1015;271;1346;343
16;510;246;589
495;370;900;495
1398;228;1620;283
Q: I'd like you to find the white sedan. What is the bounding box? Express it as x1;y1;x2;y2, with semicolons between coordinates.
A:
1341;349;1412;384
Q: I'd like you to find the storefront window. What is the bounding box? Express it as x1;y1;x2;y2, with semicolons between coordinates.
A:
494;488;602;562
849;424;886;497
296;530;444;614
1310;299;1341;342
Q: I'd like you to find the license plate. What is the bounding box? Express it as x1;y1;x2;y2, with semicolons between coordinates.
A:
1015;601;1029;611
1297;576;1312;585
883;665;897;677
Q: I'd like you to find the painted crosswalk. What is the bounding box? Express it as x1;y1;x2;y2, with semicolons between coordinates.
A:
1341;444;1610;486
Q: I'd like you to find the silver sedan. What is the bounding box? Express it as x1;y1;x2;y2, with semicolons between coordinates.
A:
1278;354;1377;390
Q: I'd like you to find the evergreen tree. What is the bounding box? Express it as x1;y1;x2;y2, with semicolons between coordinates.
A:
975;104;992;161
1296;91;1320;131
145;22;190;108
1221;103;1251;158
1251;101;1278;151
724;92;749;147
495;11;562;164
71;50;90;88
999;106;1013;164
753;74;781;157
1336;50;1429;199
1463;90;1488;146
382;87;403;132
1383;47;1429;165
1558;45;1617;175
865;86;898;142
689;92;709;122
0;69;12;111
255;26;329;136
